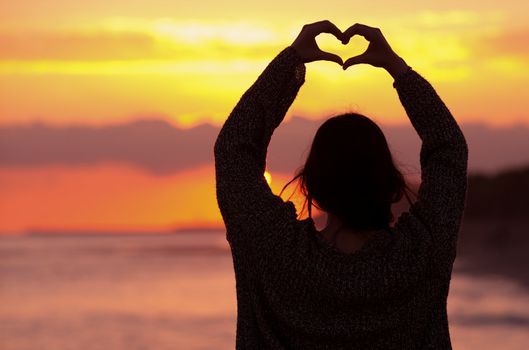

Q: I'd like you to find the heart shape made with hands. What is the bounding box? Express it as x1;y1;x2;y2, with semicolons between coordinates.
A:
292;21;405;73
316;33;369;64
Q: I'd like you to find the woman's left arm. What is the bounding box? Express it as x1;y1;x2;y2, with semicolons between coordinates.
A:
214;21;343;247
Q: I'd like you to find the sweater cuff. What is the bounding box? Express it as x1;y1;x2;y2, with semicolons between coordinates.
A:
392;66;413;89
284;46;306;66
281;46;306;84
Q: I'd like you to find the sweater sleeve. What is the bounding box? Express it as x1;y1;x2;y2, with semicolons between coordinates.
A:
393;68;469;273
214;46;306;248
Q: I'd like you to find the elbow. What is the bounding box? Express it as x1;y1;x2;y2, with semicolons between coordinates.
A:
214;136;223;159
457;129;469;165
461;138;469;163
214;120;236;160
447;137;469;179
453;133;469;173
448;123;469;168
213;129;228;161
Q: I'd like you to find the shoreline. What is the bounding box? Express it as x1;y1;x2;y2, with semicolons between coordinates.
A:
455;218;529;290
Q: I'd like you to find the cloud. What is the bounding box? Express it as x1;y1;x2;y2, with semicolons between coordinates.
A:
476;27;529;57
1;116;529;176
0;31;157;61
3;18;525;82
0;23;283;62
0;118;217;175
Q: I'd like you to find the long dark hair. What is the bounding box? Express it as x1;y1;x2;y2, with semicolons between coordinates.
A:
279;113;415;231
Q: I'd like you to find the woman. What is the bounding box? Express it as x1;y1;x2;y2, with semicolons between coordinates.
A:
214;20;468;349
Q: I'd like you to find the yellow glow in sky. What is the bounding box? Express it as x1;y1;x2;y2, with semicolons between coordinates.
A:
0;3;528;127
264;171;272;185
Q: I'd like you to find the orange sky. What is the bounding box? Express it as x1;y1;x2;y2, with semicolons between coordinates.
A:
0;164;316;234
0;1;528;234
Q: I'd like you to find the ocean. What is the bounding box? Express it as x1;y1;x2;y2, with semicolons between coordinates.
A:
1;232;528;349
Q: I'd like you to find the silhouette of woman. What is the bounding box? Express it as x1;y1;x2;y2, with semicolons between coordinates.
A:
214;20;468;349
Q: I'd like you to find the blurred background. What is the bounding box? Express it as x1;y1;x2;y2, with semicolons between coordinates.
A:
1;1;528;349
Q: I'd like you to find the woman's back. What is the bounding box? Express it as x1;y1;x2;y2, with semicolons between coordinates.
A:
318;223;375;254
214;22;468;349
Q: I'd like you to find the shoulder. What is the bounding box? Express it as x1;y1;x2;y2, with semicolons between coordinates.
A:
391;211;457;279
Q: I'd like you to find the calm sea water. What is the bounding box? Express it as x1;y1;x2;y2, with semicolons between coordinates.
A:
1;232;528;350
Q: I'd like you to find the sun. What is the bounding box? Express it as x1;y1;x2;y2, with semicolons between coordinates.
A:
264;170;272;185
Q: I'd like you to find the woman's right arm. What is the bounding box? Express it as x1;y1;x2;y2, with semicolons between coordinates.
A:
343;24;469;272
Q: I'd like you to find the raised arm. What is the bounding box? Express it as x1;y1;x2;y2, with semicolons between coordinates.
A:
214;21;344;248
214;46;305;246
343;24;469;272
392;67;468;271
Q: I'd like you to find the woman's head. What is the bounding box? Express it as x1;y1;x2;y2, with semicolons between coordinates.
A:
280;113;411;231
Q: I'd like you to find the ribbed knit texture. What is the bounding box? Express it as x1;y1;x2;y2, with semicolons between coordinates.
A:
214;46;468;349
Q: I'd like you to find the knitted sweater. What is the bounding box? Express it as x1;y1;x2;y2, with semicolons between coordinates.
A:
214;46;468;349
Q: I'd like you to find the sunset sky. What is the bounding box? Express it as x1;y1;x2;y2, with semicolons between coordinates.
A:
1;0;528;234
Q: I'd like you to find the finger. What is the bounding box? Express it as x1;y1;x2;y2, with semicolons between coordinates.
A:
320;21;345;42
343;53;368;70
306;20;344;41
341;23;358;44
342;23;378;44
317;51;343;66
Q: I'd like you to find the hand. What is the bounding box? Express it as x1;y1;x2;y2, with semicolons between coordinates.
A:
291;20;344;66
342;23;408;78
